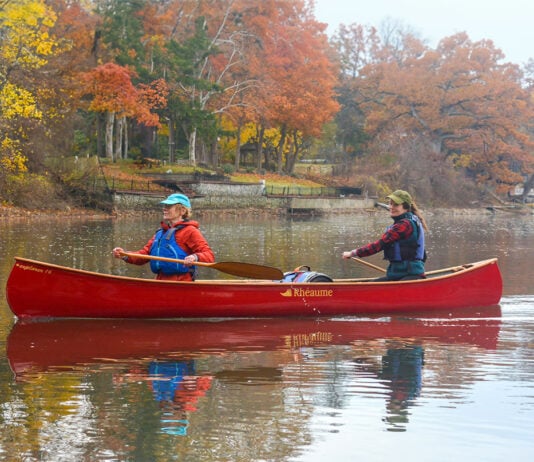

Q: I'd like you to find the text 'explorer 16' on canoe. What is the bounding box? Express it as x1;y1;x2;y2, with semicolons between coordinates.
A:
5;257;502;319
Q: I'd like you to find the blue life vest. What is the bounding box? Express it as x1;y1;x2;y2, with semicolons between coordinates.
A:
149;360;196;401
149;225;195;276
383;213;426;279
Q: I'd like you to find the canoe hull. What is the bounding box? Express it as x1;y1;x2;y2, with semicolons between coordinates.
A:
6;257;503;319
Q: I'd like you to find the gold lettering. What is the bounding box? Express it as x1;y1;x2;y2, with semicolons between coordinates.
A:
283;332;334;348
16;263;45;273
292;288;333;297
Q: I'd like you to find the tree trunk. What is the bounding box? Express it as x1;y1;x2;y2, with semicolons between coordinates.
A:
275;125;287;174
96;114;104;157
234;124;242;170
168;118;175;163
198;140;208;165
285;130;300;174
105;111;115;161
114;116;124;160
123;118;129;159
430;136;443;154
256;125;265;170
209;139;218;168
188;128;197;165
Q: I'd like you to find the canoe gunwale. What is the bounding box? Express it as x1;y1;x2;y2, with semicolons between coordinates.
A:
10;256;497;286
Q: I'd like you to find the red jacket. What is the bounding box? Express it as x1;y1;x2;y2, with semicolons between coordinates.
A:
126;220;215;281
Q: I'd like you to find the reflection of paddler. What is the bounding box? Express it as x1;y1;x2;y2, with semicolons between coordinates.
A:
380;345;424;402
173;376;213;412
149;360;213;436
149;361;212;410
149;361;196;401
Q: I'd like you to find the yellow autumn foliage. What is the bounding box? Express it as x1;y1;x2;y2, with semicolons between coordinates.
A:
219;118;285;155
0;0;57;192
0;137;27;175
0;83;42;119
0;0;58;121
450;153;472;169
0;0;57;68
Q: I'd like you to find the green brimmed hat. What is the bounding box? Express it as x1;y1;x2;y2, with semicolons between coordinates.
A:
387;190;413;205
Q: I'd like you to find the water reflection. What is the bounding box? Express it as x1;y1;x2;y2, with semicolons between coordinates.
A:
1;214;532;461
378;344;423;430
7;307;501;438
7;308;501;376
147;360;212;436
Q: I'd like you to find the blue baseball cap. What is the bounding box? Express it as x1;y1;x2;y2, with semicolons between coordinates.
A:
160;193;191;208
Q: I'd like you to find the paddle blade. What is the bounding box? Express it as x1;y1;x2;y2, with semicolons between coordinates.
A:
213;262;284;280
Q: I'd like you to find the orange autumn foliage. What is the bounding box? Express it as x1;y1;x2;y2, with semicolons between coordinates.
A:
348;31;534;189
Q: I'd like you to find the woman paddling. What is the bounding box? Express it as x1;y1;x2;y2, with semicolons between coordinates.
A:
113;193;214;281
342;190;428;281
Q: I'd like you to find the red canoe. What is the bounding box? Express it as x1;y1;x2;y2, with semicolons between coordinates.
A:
5;257;502;319
7;308;501;378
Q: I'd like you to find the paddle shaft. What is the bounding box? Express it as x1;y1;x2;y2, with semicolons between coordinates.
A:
351;257;387;273
122;251;214;268
120;252;284;280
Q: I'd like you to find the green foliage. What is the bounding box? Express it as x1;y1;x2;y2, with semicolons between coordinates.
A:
72;130;92;156
162;17;223;152
96;0;146;70
220;163;235;175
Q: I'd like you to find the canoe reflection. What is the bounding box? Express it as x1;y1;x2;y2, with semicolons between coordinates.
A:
7;306;501;378
7;306;501;435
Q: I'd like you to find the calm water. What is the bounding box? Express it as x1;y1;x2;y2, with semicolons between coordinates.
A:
0;211;533;461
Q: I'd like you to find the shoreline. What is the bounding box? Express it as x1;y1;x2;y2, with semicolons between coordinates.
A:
2;204;529;221
0;205;112;220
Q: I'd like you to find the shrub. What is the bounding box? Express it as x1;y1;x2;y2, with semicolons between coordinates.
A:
7;173;68;210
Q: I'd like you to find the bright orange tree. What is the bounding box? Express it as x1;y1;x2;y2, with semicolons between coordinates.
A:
237;0;339;173
80;62;167;161
352;31;534;193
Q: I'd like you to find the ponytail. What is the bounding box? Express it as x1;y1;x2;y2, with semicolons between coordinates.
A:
410;202;428;231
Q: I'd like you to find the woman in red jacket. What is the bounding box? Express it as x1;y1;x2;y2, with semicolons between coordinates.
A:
112;193;214;281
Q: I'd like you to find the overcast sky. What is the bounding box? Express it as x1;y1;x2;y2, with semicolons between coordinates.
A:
313;0;533;65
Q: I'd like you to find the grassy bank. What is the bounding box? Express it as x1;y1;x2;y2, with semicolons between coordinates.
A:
103;161;327;189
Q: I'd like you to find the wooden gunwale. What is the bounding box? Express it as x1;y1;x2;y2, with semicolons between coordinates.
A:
9;257;495;285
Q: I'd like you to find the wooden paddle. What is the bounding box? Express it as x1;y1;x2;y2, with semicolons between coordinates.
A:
120;252;284;280
351;257;387;273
